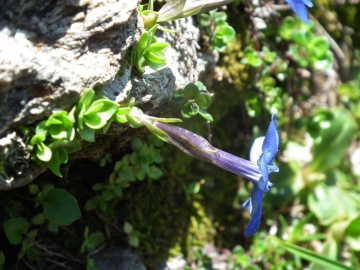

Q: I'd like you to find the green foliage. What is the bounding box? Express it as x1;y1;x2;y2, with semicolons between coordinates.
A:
139;2;159;31
3;217;29;245
278;17;333;70
198;10;236;52
80;226;105;254
28;89;139;177
175;82;213;121
1;183;82;267
41;188;81;225
131;25;169;73
123;222;140;247
85;136;164;214
5;3;360;269
240;16;335;118
272;237;354;270
307;108;357;172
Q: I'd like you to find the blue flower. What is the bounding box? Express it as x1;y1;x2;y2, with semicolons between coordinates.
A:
242;114;279;236
136;113;279;236
285;0;313;24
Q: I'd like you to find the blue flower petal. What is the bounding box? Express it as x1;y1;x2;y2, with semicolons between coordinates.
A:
258;114;279;190
262;114;279;164
285;0;313;24
243;184;263;237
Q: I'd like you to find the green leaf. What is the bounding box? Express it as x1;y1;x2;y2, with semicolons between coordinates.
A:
116;107;132;116
84;100;119;129
118;166;135;181
126;114;144;128
77;124;95;142
85;232;105;250
261;46;277;63
30;213;46;225
3;217;29;245
144;50;167;64
35;120;48;139
36;142;52;162
309;108;357;173
26;247;39;261
30;134;45;145
308;37;330;59
293;29;311;47
182;102;199;118
307;184;346;226
101;189;114;201
131;137;143;151
148;42;169;52
214;11;227;23
278;16;296;40
289;45;309;67
345;215;360;236
124;222;133;234
214;23;235;43
271;237;353;270
147;165;163;179
28;184;40;195
84;199;96;211
198;109;213;122
47;222;59;233
45;147;68;177
245;92;261;117
135;169;146;181
128;232;139;247
78;89;95;109
183;82;200;98
42;189;81;225
187;182;201;195
198;13;210;26
241;47;262;68
196;92;212;109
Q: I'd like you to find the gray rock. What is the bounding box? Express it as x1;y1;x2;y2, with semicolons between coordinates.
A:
0;0;217;190
92;246;146;270
0;0;140;135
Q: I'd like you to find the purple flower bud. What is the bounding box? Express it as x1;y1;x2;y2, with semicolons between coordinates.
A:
144;114;279;237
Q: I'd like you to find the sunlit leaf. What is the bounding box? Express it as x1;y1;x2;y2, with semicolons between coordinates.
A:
272;237;353;270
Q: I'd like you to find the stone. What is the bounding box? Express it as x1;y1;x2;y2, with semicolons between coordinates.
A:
0;0;217;190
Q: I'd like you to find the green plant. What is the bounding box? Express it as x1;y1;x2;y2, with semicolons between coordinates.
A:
28;89;140;177
80;226;105;254
278;16;333;70
2;186;81;265
124;222;140;247
135;0;235;72
85;136;164;214
131;25;169;73
175;82;213;121
198;10;236;52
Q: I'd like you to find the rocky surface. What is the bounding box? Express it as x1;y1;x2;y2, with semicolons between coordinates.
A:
0;1;216;190
0;0;140;134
